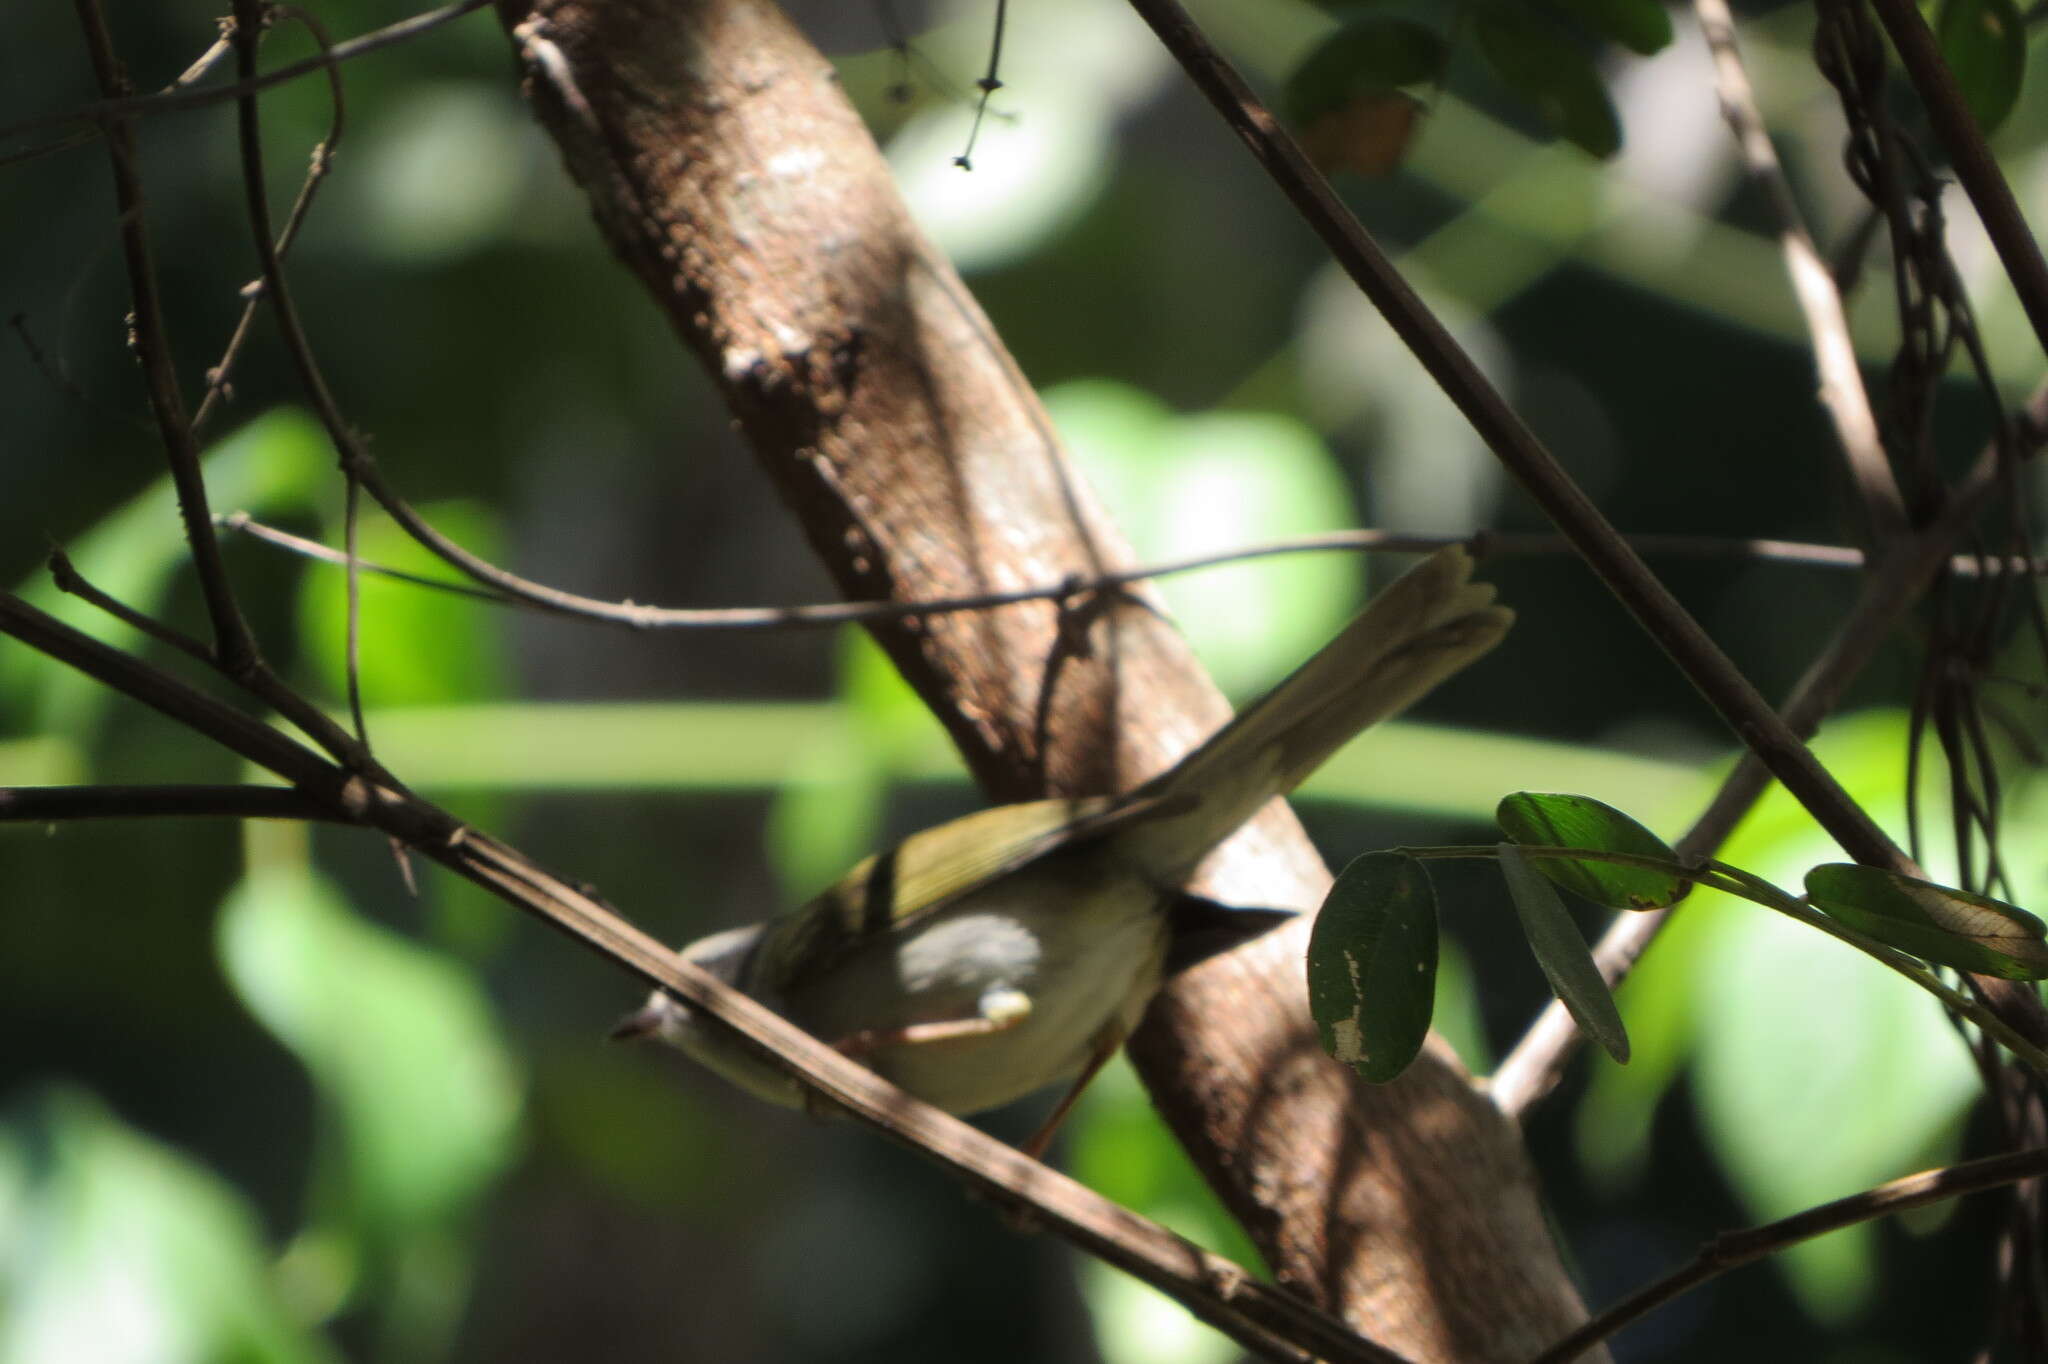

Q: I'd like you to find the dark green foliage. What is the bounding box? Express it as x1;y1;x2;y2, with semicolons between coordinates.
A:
1308;851;1440;1083
1806;864;2048;979
1496;791;1688;910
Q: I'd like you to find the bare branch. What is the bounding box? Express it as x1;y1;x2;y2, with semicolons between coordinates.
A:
0;784;339;823
223;509;2048;634
1533;1144;2048;1363
48;547;214;664
1693;0;1902;539
70;0;260;672
0;0;488;149
193;3;346;436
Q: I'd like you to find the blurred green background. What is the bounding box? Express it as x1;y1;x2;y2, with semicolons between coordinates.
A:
3;0;2045;1359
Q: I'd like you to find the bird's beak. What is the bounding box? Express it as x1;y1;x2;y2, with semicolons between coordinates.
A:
608;1001;666;1041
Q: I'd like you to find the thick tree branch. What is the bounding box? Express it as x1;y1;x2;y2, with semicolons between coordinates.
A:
491;0;1597;1357
1535;1144;2048;1363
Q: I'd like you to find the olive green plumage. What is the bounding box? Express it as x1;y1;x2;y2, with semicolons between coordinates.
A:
625;546;1512;1121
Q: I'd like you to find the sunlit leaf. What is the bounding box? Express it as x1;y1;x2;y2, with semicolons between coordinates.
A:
1694;713;1987;1315
3;408;326;738
1692;900;1977;1318
217;865;522;1240
1805;863;2048;979
1574;890;1709;1189
297;500;510;708
1069;1057;1265;1282
764;723;888;902
1307;851;1439;1083
839;625;947;756
1551;0;1674;55
1498;843;1629;1062
1935;0;2025;134
1049;381;1359;698
1496;791;1687;909
1472;9;1622;157
0;1088;337;1364
1431;933;1492;1073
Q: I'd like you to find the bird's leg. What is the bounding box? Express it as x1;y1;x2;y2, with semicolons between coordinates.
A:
802;988;1035;1122
1021;1029;1120;1161
830;986;1033;1059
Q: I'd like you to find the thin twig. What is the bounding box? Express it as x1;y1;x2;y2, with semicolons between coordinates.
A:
0;589;1400;1364
1863;0;2048;362
193;3;346;436
47;548;213;664
70;0;382;780
228;0;380;754
1532;1144;2048;1363
0;0;490;149
71;0;259;673
217;510;2048;634
0;25;237;171
1693;0;1902;540
0;784;339;823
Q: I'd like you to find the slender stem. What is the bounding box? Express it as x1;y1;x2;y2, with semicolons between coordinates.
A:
0;784;340;823
218;511;2048;635
1406;843;2048;1075
48;549;214;664
1533;1144;2048;1362
193;3;346;436
0;0;490;147
1770;895;2048;1076
71;0;260;673
1693;0;1901;539
1864;0;2048;362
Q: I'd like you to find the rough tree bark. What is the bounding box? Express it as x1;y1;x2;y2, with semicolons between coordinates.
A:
490;0;1602;1357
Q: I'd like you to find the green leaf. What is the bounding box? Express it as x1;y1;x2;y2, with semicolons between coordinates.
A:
1498;843;1630;1062
217;865;523;1239
1472;9;1622;158
3;408;327;738
1307;851;1440;1083
1550;0;1673;55
1935;0;2025;134
1691;898;1977;1318
1050;381;1359;699
0;1088;338;1364
1280;19;1450;126
1805;864;2048;979
297;500;511;708
1495;791;1687;909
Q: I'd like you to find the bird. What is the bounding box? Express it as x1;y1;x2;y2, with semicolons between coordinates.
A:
615;546;1512;1154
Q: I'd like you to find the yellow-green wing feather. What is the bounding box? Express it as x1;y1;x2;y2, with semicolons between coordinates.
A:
750;795;1135;994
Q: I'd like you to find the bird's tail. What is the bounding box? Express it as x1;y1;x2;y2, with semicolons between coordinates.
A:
1111;545;1512;883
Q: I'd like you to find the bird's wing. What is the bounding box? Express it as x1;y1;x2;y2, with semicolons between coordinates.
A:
750;793;1167;995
